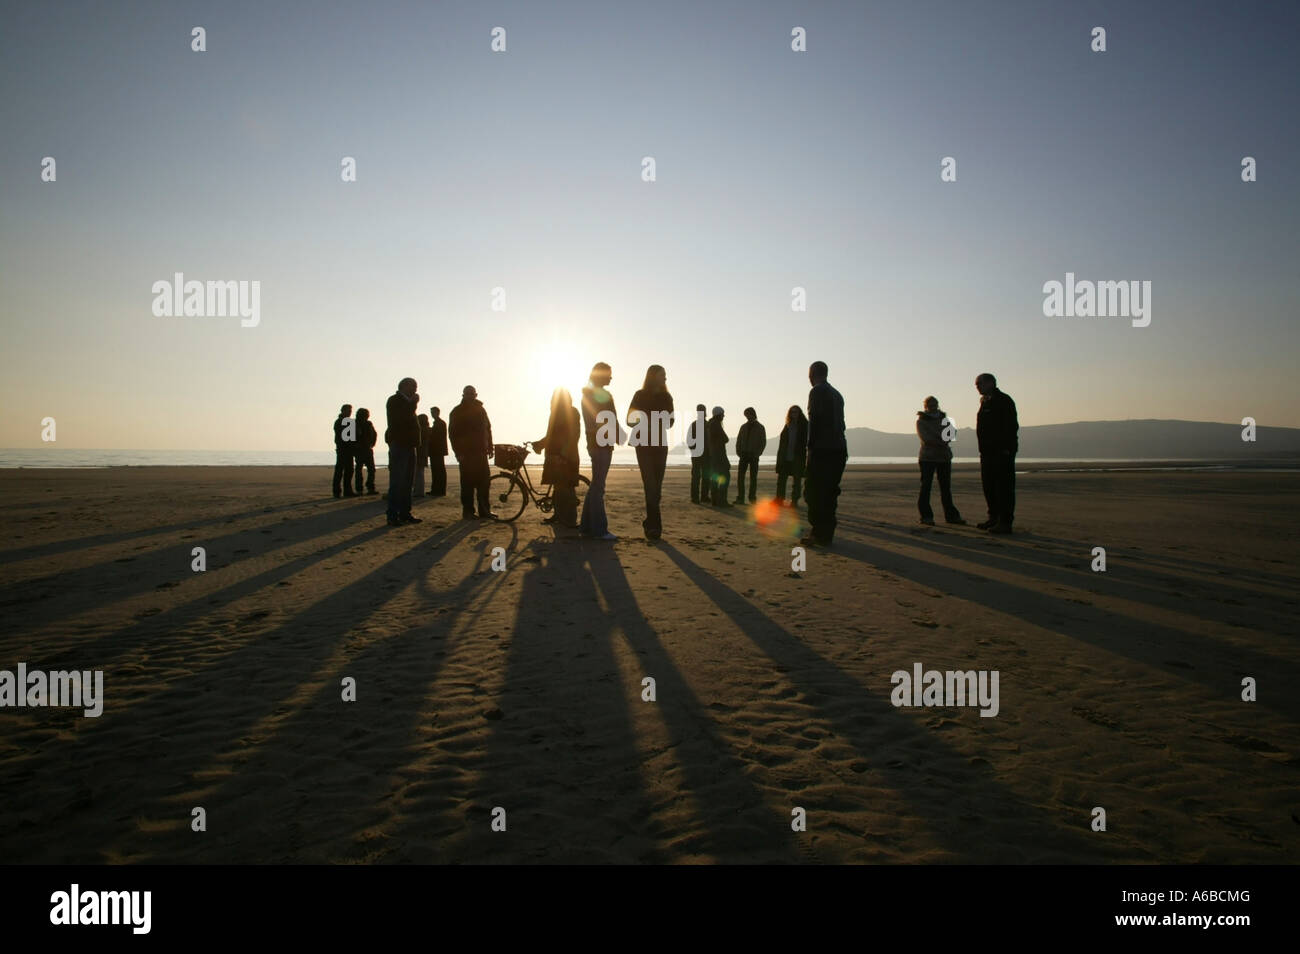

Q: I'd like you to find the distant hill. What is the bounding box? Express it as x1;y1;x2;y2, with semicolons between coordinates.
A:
842;419;1300;459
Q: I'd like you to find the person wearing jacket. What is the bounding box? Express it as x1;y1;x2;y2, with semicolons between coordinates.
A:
579;362;625;540
706;407;731;506
775;405;808;506
413;413;432;497
975;373;1018;533
687;403;710;504
429;407;449;497
534;387;581;529
385;380;421;525
627;364;675;540
803;361;847;546
449;385;495;520
333;404;357;499
352;407;378;495
734;407;767;505
916;396;964;525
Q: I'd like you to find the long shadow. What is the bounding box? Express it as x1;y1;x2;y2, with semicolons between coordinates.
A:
585;551;800;862
655;541;1117;863
824;534;1300;726
0;500;389;634
0;521;474;863
836;517;1298;633
0;496;334;567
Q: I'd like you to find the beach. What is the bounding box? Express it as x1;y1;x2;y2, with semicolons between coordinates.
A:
0;465;1296;864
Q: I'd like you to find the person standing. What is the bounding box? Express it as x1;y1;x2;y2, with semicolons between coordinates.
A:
802;361;847;546
627;364;675;540
734;407;767;504
333;404;357;498
534;387;581;529
429;407;448;497
775;405;808;506
916;396;964;526
385;380;421;525
413;413;431;497
687;403;710;504
975;373;1018;533
353;407;377;495
579;362;624;540
449;385;495;519
706;407;731;506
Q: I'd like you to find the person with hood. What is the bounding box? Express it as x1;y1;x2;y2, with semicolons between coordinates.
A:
975;372;1018;533
413;413;432;497
579;362;625;540
429;407;448;497
385;379;421;525
734;407;767;505
916;396;964;526
686;403;710;504
707;406;731;506
534;387;581;529
774;405;808;506
449;385;495;520
627;364;675;540
353;407;378;495
333;403;357;499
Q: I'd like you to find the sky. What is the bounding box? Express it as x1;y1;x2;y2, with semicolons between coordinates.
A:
1;0;1296;452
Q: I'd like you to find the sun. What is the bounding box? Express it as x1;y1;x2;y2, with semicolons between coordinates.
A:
530;340;592;405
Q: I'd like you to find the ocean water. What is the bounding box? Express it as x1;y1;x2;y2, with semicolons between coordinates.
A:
0;448;1272;470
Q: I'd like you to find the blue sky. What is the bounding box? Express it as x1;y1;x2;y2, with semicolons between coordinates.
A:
1;0;1296;450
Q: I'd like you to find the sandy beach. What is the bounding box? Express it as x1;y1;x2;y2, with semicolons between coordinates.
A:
0;464;1296;864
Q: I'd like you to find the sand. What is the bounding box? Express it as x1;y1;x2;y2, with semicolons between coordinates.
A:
0;464;1296;864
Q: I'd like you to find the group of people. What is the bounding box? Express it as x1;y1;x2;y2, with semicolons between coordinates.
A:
331;363;1019;543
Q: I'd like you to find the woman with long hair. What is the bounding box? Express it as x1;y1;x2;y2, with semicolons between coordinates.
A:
627;364;675;540
579;362;624;540
775;404;808;506
534;387;581;528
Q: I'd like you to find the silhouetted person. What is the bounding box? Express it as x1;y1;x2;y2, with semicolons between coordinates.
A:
580;362;625;540
534;387;581;529
385;380;421;525
975;373;1018;533
332;404;357;498
414;413;431;497
429;407;448;496
687;403;710;504
707;407;731;506
353;407;377;495
628;364;675;540
775;405;808;506
734;406;766;504
802;361;846;546
916;396;964;526
449;385;495;519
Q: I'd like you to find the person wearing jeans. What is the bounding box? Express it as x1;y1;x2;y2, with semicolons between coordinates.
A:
802;361;847;546
580;362;625;540
734;407;766;504
385;379;421;525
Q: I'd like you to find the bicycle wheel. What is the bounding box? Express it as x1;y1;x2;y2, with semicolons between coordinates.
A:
488;473;528;522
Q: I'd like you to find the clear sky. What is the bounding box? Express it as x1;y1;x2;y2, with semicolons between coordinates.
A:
1;0;1296;451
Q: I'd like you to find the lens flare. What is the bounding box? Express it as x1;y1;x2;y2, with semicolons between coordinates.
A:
747;497;803;539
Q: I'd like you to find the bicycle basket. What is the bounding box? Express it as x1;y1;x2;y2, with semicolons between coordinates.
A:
494;444;527;470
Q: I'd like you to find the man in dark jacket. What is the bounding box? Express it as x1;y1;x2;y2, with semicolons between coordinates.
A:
429;407;449;497
802;361;847;546
687;403;710;504
353;407;378;495
385;379;421;525
449;385;495;519
734;407;767;504
975;373;1018;533
333;404;357;499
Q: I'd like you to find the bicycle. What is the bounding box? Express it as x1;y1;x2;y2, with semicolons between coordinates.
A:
487;442;590;523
